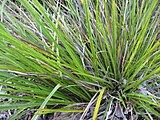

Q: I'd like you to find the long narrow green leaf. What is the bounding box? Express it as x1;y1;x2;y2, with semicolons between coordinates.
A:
31;84;61;120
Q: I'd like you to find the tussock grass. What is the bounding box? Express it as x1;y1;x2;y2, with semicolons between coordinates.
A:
0;0;159;119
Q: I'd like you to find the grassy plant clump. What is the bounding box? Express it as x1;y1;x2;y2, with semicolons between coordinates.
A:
0;0;159;119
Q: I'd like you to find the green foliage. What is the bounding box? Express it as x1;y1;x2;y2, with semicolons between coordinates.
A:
0;0;159;119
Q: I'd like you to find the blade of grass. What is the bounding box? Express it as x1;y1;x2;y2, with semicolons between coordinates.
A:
83;0;99;75
92;87;105;120
31;84;61;120
37;108;84;114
